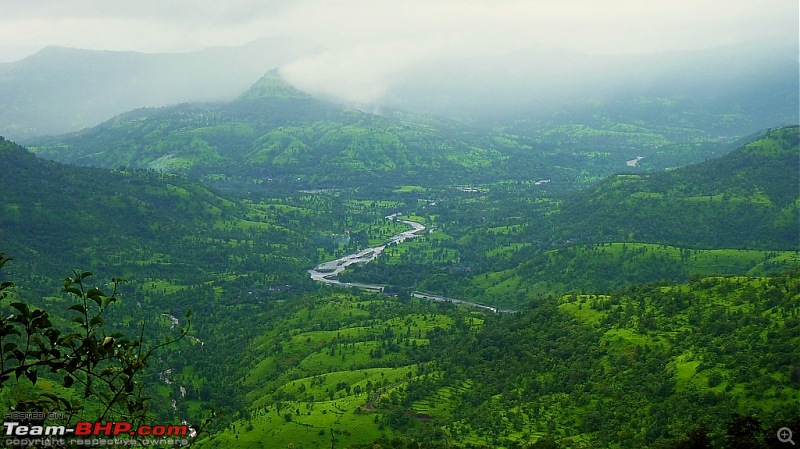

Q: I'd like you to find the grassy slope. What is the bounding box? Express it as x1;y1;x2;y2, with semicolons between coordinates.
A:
195;291;476;449
419;270;800;448
195;268;800;449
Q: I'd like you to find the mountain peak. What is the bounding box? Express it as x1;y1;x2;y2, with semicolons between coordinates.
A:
237;70;311;101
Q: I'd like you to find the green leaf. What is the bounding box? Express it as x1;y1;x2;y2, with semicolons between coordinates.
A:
31;316;52;329
64;287;83;297
80;271;93;279
69;304;87;314
11;349;25;361
90;295;103;307
46;329;61;343
90;316;104;326
10;302;30;318
64;375;74;388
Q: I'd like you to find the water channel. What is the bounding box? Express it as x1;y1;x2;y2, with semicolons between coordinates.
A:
308;214;514;313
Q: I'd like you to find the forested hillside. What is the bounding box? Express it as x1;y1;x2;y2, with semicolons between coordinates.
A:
28;71;743;193
1;1;797;446
0;135;328;420
340;126;800;307
551;126;799;249
196;269;800;449
1;84;797;449
27;72;522;189
0;136;315;289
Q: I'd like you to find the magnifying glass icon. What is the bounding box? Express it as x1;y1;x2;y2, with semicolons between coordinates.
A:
778;427;795;445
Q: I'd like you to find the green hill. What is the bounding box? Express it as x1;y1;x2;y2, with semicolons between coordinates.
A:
0;135;308;423
193;268;800;449
2;99;798;448
3;118;799;448
0;135;461;425
0;41;314;140
551;126;799;249
27;70;751;193
338;126;800;306
0;136;317;294
27;72;532;189
502;125;800;296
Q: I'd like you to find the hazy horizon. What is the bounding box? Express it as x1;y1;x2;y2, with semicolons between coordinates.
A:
1;1;796;140
3;1;797;59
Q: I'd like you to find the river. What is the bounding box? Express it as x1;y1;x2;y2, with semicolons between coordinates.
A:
308;213;425;290
308;214;514;313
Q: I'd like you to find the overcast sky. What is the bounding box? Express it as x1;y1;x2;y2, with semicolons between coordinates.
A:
2;0;796;59
1;0;796;102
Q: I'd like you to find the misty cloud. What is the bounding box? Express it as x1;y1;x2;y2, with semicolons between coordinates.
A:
0;0;796;106
275;0;798;104
2;1;795;56
279;39;451;104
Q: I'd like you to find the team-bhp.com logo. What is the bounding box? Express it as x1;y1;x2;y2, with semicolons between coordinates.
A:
5;421;189;437
4;419;193;447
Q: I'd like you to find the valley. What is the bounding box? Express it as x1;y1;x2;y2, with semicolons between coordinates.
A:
309;215;426;289
309;215;510;313
0;44;797;449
